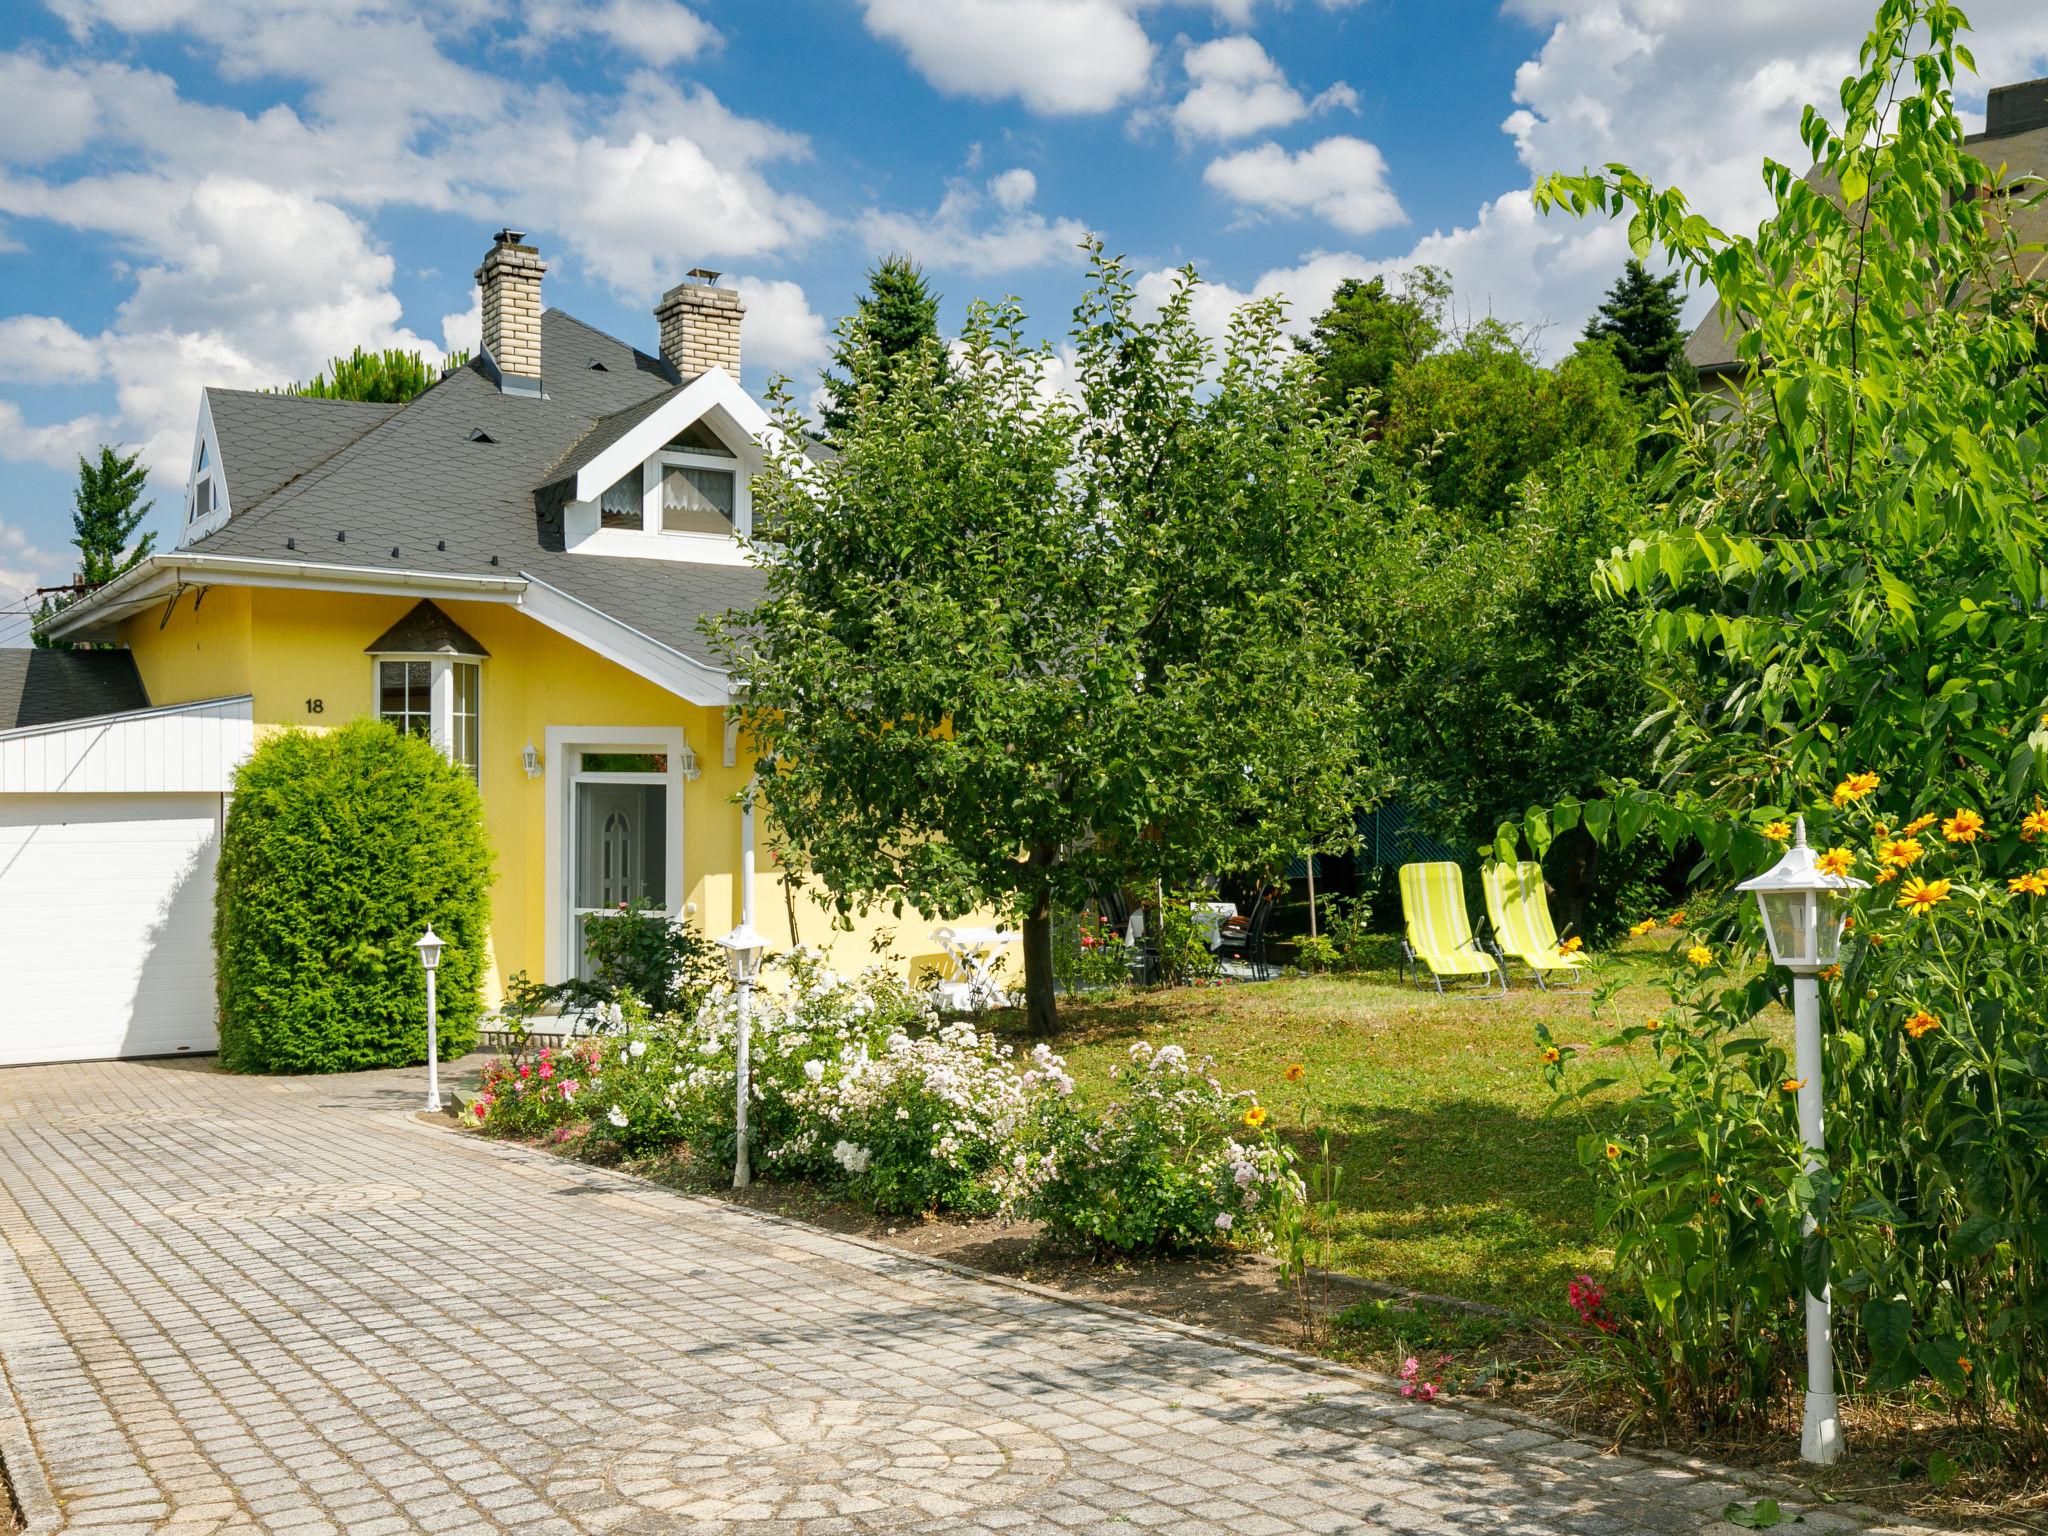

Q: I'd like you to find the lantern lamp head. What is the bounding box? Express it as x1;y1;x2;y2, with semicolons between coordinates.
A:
1735;816;1868;973
521;740;543;779
716;921;770;982
415;924;445;973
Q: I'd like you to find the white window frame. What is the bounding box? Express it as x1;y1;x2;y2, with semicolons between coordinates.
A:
370;654;483;785
543;724;686;985
643;447;749;542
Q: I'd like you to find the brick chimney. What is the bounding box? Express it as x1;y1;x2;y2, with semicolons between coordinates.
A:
655;268;744;378
476;229;546;397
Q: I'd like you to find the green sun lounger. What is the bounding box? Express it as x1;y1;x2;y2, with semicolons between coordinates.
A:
1398;862;1506;995
1483;860;1588;989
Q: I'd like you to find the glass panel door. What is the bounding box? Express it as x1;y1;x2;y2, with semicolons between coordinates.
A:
571;780;667;978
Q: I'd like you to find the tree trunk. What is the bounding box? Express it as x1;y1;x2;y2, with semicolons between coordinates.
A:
1020;847;1059;1037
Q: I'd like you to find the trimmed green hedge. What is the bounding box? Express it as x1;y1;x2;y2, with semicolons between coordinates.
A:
215;718;492;1073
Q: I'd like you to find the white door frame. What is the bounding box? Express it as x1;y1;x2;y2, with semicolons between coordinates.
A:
543;725;685;984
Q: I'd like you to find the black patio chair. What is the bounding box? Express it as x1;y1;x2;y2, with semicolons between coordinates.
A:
1216;886;1279;980
1088;883;1157;986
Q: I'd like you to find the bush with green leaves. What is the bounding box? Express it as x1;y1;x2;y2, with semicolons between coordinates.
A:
1021;1039;1299;1252
1052;907;1131;992
215;719;490;1073
1295;894;1376;974
502;899;721;1024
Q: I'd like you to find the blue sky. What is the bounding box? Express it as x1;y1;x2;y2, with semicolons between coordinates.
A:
3;0;2047;644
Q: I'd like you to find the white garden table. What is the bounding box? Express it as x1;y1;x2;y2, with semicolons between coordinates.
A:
1190;901;1238;952
929;925;1018;1011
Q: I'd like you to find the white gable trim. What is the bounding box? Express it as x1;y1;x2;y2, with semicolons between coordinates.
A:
181;394;232;546
515;574;733;708
569;368;775;505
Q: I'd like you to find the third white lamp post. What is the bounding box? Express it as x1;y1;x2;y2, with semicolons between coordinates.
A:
716;922;770;1189
415;924;445;1113
1736;815;1866;1465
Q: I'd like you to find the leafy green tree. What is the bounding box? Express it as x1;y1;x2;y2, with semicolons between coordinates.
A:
818;255;943;441
1382;320;1640;523
1529;0;2048;875
715;248;1387;1033
1302;266;1450;412
284;346;461;403
34;445;156;647
1580;259;1698;399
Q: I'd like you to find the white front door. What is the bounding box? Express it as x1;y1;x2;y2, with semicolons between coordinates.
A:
0;792;223;1064
547;729;686;984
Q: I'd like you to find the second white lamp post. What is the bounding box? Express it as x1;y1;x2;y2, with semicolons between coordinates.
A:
716;922;770;1189
1736;815;1866;1465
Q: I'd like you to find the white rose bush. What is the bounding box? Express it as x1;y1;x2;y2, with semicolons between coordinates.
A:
468;951;1299;1251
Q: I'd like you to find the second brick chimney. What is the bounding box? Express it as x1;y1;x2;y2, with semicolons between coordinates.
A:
476;229;546;397
655;268;744;379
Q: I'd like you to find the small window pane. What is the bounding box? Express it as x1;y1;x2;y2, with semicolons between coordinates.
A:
600;467;643;529
664;419;736;457
661;466;734;534
451;662;480;784
579;751;666;774
378;660;431;739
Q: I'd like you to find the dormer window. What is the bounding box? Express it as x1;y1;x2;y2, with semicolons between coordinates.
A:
366;600;489;786
599;468;643;530
661;465;734;534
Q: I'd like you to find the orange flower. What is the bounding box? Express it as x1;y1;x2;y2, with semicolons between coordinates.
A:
1818;965;1842;982
1903;1010;1940;1039
2023;802;2048;841
1902;813;1939;836
1628;918;1658;937
2009;872;2048;897
1878;837;1923;867
1686;944;1714;969
1558;935;1584;955
1667;909;1688;926
1832;771;1880;807
1898;877;1953;915
1762;821;1792;842
1242;1104;1268;1129
1815;847;1857;878
1284;1063;1306;1082
1942;808;1985;843
1604;1142;1622;1160
1782;1077;1807;1093
1874;867;1899;884
1541;1046;1561;1064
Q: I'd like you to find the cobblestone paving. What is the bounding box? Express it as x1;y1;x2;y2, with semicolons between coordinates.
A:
0;1057;1931;1536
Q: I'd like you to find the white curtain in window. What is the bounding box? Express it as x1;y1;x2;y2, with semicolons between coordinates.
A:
661;465;734;535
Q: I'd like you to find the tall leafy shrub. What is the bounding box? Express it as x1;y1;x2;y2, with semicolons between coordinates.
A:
215;719;491;1072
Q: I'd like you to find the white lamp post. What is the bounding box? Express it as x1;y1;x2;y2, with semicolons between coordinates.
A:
415;924;446;1112
1735;815;1867;1465
716;922;770;1189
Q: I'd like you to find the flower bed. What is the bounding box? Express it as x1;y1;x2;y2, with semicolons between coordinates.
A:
469;952;1298;1252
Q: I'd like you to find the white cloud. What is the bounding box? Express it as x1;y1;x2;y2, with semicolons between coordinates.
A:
441;294;482;359
521;0;719;64
989;168;1038;211
0;399;113;472
863;175;1091;275
0;54;103;163
1204;135;1405;235
1166;35;1353;143
733;277;830;372
859;0;1156;115
0;315;104;384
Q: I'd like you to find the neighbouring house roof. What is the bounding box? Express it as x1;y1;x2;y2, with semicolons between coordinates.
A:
0;648;151;730
206;391;402;510
365;599;490;657
1682;75;2048;379
161;309;767;670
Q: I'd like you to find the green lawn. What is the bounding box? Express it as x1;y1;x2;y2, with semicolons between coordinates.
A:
999;952;1697;1320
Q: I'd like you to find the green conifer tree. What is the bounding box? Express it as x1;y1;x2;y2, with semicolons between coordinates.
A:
34;445;156;647
1580;259;1697;398
284;346;465;404
819;256;942;440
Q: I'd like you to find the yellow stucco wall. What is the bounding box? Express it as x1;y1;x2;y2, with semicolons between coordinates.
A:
118;583;969;1002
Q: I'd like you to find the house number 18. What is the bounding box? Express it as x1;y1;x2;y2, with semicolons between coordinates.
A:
305;698;324;714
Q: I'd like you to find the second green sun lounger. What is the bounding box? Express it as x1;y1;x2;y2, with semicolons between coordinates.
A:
1398;861;1506;995
1483;860;1588;988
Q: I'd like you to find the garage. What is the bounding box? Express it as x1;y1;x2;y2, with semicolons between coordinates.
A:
0;687;252;1066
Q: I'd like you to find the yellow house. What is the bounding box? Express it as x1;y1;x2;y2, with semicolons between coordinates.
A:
34;231;969;1053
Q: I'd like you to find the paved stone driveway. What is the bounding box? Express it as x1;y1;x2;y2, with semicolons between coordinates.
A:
0;1058;1930;1536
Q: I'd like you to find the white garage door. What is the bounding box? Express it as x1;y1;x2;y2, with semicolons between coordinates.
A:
0;793;223;1066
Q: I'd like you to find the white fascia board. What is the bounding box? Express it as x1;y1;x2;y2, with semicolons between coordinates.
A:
42;553;529;640
570;368;777;504
516;573;734;708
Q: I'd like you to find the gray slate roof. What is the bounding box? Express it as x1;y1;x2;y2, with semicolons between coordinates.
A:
0;649;151;730
207;391;401;510
188;310;766;669
365;599;490;657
